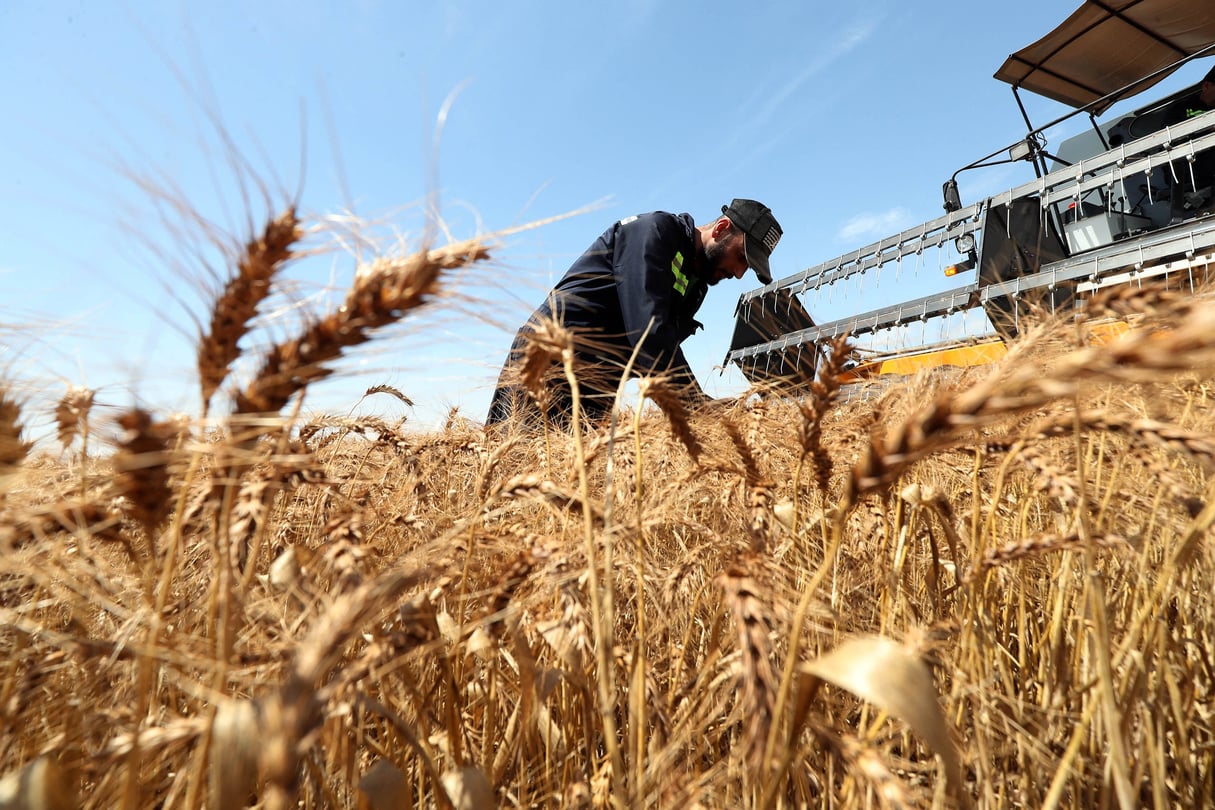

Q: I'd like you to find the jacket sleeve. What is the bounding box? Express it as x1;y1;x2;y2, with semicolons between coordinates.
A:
611;215;706;399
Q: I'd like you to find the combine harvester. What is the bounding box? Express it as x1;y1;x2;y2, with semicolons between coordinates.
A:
727;0;1215;391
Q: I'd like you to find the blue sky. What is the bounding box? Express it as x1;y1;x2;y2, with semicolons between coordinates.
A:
3;1;1210;435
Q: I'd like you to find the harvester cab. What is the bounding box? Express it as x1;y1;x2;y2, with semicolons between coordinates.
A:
727;0;1215;391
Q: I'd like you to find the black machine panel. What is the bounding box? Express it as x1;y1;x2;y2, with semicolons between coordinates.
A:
978;196;1071;337
726;288;819;388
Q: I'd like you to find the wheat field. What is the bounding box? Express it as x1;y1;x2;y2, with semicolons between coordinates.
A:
1;208;1213;809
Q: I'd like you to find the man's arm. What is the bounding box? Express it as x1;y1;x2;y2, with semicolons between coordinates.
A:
611;214;691;363
611;214;706;400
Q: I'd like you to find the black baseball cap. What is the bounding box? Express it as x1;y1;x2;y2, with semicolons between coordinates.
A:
1205;63;1215;84
721;198;782;284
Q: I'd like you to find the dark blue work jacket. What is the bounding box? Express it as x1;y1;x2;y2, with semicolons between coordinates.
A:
487;211;711;425
535;211;708;387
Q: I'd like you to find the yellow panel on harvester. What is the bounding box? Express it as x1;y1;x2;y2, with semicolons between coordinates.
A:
878;340;1009;376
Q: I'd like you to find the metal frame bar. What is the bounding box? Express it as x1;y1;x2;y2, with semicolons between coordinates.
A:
736;206;984;308
728;218;1215;363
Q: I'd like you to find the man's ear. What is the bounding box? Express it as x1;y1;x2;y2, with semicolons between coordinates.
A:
712;217;732;238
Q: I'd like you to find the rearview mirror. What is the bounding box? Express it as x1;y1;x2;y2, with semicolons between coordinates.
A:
942;179;962;213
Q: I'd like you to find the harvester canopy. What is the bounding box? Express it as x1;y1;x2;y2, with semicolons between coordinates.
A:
994;0;1215;113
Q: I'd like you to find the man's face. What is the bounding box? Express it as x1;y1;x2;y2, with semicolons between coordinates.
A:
704;230;749;286
1201;80;1215;108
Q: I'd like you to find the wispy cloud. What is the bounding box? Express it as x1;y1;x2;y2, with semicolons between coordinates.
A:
649;2;889;196
741;17;880;135
837;207;914;242
707;6;886;180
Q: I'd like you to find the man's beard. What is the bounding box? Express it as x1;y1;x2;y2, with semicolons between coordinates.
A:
703;239;731;286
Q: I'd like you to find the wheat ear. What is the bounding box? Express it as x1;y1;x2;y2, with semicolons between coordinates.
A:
363;383;415;408
798;334;851;495
717;557;776;775
0;387;30;476
55;385;95;453
724;416;775;553
113;408;177;540
968;531;1131;581
233;236;488;417
639;375;703;464
843;301;1215;515
199;207;301;413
